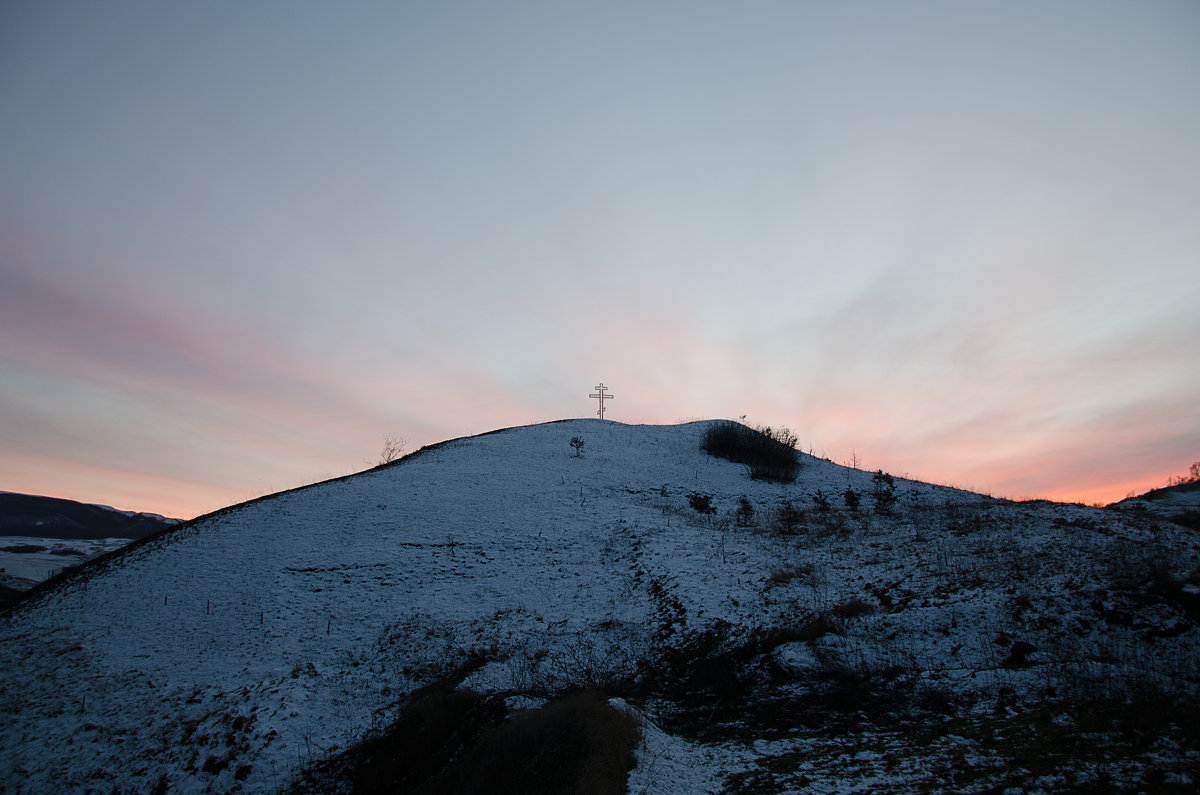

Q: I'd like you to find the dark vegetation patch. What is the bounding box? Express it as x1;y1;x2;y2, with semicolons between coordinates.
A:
723;690;1200;794
701;421;800;483
766;563;815;587
633;617;843;706
0;583;24;606
687;493;715;514
440;691;639;795
1;544;46;554
292;675;639;795
627;590;1200;792
1168;510;1200;531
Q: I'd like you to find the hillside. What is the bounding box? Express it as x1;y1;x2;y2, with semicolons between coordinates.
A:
1110;480;1200;532
2;420;1198;793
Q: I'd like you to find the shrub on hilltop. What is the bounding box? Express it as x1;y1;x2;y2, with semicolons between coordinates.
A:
701;421;800;483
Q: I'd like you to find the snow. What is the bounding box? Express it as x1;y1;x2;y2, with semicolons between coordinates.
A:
0;536;132;585
2;419;1198;792
626;706;751;795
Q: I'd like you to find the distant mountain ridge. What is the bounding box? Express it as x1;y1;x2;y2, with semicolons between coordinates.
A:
0;491;180;539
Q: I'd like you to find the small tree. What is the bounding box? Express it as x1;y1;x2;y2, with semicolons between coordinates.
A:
774;500;803;535
378;434;407;465
569;436;585;457
872;470;897;515
844;487;861;512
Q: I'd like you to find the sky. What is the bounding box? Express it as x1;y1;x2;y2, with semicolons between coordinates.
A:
2;1;1198;519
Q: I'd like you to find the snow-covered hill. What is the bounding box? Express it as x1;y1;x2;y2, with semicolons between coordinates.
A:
2;420;1198;793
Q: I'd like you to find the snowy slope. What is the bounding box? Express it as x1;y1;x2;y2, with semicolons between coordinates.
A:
2;420;1198;793
1112;480;1200;519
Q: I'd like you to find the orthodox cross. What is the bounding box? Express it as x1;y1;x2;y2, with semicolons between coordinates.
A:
589;383;614;419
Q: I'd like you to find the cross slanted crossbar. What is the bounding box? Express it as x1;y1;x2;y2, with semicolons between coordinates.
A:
589;383;614;419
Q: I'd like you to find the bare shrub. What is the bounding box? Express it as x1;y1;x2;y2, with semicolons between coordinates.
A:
768;563;817;587
378;434;408;465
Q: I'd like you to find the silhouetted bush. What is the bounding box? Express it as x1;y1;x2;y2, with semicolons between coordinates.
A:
701;421;800;483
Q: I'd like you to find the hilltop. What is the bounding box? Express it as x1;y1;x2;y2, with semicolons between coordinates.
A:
2;420;1198;793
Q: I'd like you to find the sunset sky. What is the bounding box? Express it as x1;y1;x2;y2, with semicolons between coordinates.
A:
2;1;1198;519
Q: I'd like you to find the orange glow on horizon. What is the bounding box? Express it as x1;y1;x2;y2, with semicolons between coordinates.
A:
0;454;242;520
1029;475;1177;507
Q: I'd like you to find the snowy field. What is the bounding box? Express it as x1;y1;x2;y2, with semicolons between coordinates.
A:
2;420;1198;793
0;536;133;587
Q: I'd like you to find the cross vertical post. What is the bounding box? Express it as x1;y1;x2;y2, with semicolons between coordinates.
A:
589;383;614;419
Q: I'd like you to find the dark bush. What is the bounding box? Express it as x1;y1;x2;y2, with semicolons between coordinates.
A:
701;421;800;483
350;687;503;792
294;686;639;795
444;691;640;795
688;493;715;514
